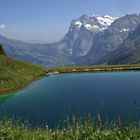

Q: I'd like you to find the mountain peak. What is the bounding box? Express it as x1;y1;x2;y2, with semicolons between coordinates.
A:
94;15;117;26
80;14;89;19
71;14;116;32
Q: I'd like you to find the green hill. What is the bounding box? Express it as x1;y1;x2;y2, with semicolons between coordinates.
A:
0;52;44;94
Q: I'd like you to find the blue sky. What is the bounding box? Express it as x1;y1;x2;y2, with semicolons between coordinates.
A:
0;0;140;42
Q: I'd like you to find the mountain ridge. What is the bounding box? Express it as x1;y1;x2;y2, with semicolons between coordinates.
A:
1;13;140;67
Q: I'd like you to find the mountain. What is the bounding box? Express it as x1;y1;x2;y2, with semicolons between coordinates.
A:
1;13;140;67
60;15;116;57
98;24;140;64
0;15;116;67
80;13;140;65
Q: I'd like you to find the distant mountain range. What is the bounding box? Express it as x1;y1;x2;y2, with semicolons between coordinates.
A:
1;13;140;67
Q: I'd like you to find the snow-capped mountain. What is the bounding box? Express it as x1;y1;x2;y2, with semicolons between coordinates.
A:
62;15;117;57
81;13;140;65
1;13;140;67
71;15;116;32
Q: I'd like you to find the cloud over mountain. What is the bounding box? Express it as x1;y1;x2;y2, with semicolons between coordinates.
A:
0;24;5;29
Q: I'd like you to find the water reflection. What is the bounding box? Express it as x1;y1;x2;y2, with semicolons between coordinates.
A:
0;93;14;106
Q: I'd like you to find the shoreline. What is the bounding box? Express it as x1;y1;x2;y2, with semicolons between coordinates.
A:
0;74;45;95
0;54;45;95
1;64;140;95
46;64;140;75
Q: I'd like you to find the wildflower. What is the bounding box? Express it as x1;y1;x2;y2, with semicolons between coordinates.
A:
45;123;48;130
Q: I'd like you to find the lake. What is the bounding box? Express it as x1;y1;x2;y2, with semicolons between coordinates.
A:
0;71;140;128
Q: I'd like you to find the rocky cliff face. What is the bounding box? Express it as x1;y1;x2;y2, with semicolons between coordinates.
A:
98;24;140;64
61;15;116;57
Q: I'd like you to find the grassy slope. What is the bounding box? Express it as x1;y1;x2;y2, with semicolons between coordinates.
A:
0;55;44;94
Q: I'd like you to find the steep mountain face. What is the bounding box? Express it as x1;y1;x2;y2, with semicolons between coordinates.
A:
61;15;116;57
99;24;140;64
82;14;140;65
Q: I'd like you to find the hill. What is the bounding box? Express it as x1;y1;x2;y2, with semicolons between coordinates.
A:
0;48;44;94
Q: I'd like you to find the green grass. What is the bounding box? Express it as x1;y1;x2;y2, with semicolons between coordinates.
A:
0;55;45;94
0;117;140;140
46;64;140;74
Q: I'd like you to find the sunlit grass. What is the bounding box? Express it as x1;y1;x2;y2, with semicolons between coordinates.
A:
46;64;140;74
0;115;140;140
0;55;45;94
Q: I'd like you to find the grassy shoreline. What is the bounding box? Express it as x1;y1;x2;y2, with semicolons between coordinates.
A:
1;75;45;95
1;61;140;95
46;64;140;74
0;73;45;95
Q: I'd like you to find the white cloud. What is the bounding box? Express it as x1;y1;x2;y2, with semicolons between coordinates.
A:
0;24;5;29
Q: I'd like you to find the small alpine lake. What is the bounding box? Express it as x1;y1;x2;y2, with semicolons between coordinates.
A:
0;71;140;128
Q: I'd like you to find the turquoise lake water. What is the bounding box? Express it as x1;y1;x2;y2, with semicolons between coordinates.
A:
0;72;140;128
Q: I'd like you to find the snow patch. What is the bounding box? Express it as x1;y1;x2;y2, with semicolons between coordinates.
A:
136;13;140;16
96;16;115;26
85;24;93;29
75;21;82;28
85;24;100;30
120;28;130;32
104;15;116;20
73;15;116;32
69;48;73;54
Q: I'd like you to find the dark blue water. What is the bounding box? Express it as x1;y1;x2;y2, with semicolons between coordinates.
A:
0;72;140;128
